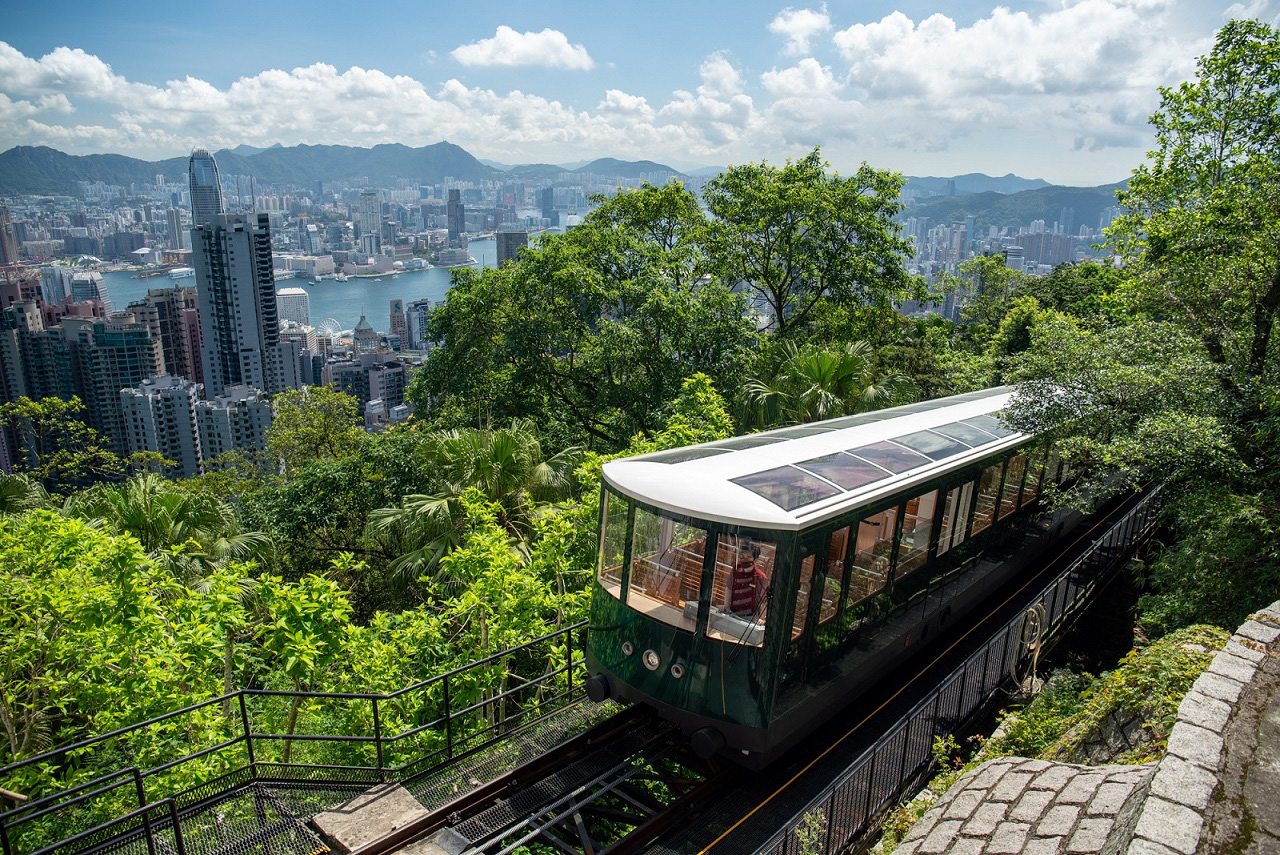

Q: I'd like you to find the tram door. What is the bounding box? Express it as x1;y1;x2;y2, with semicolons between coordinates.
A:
783;535;827;686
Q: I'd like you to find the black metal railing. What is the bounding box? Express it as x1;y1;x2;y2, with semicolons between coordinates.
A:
0;621;590;855
756;486;1165;855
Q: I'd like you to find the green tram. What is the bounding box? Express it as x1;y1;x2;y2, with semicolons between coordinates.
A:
584;387;1079;763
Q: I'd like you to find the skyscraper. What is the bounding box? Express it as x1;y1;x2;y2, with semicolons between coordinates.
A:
276;287;311;327
192;212;300;396
120;375;204;478
358;190;382;257
496;230;528;267
167;207;186;250
446;189;465;244
0;208;19;266
187;149;225;229
389;299;407;345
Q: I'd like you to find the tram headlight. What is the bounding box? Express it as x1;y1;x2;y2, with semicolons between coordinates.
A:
621;641;634;656
670;663;685;679
642;649;661;671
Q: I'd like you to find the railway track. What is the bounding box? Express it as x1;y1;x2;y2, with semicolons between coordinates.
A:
356;705;735;854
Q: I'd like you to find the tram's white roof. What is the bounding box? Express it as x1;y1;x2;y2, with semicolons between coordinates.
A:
602;387;1025;531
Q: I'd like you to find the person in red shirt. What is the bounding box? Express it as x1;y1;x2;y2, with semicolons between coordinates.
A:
729;542;769;617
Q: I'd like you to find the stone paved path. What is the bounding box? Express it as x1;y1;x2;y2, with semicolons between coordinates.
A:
892;757;1153;855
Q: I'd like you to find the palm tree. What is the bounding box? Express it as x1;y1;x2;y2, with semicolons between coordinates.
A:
0;473;50;515
368;420;581;590
63;474;271;587
740;341;915;429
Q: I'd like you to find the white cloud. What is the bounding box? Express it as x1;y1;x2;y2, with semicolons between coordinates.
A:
451;26;595;70
697;53;744;98
761;58;840;99
768;6;832;56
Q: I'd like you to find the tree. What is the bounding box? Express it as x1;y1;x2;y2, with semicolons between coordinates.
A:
739;341;914;430
0;474;50;515
408;183;753;447
266;387;366;474
366;420;581;590
64;474;272;587
1111;19;1280;385
940;255;1032;329
0;397;121;492
703;149;919;336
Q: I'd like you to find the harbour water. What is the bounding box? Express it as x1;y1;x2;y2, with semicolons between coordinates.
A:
100;239;498;333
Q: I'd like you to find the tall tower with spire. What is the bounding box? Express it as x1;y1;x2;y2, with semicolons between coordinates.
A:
188;148;225;229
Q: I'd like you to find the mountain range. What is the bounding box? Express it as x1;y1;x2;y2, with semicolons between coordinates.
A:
0;143;1122;224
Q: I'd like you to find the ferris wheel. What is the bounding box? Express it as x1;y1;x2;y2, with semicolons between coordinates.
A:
316;317;343;338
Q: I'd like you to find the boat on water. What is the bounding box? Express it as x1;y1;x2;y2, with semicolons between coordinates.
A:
335;273;348;282
169;267;195;281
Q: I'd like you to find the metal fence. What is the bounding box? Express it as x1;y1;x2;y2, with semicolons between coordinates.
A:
756;486;1165;855
0;621;590;855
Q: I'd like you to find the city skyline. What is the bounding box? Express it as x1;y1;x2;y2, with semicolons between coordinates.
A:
2;0;1275;186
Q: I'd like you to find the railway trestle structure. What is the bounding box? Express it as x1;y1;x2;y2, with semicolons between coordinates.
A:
0;485;1164;855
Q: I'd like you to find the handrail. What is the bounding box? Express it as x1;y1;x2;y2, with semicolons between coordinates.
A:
0;619;589;855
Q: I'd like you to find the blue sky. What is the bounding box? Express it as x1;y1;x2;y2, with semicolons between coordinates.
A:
2;0;1276;184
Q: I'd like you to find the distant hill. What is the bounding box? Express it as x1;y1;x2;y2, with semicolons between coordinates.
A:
227;143;283;156
506;163;572;180
573;158;686;180
905;173;1053;197
905;182;1127;230
0;142;498;194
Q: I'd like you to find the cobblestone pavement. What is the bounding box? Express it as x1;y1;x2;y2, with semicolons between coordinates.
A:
1195;608;1280;855
892;757;1154;855
890;601;1280;855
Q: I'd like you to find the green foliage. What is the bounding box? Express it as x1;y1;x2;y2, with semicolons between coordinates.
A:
0;473;50;514
738;340;914;429
1138;490;1280;635
0;396;122;492
704;149;919;336
1111;19;1280;383
266;386;366;474
408;182;753;448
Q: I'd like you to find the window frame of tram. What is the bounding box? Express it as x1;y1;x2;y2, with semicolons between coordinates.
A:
596;487;633;600
705;524;787;649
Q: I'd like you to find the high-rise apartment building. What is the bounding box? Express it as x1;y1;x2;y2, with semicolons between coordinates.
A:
358;190;382;257
187;149;225;229
127;286;203;384
194;385;274;459
62;314;162;455
192;212;300;396
120;375;204;478
496;230;528;267
276;287;311;327
406;298;432;350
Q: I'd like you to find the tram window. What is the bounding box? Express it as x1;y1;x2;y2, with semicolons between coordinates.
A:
937;486;960;556
628;508;706;632
597;490;629;598
892;431;971;461
850;508;896;603
999;453;1027;519
895;490;938;577
820;527;851;624
792;554;816;640
970;463;1003;535
795;453;889;491
706;533;779;647
1022;447;1048;505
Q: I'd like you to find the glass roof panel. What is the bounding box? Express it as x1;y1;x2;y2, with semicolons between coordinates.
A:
847;441;931;473
767;426;837;439
640;446;732;464
794;453;891;491
708;435;788;450
962;413;1016;438
932;421;999;446
731;466;842;511
892;430;972;461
